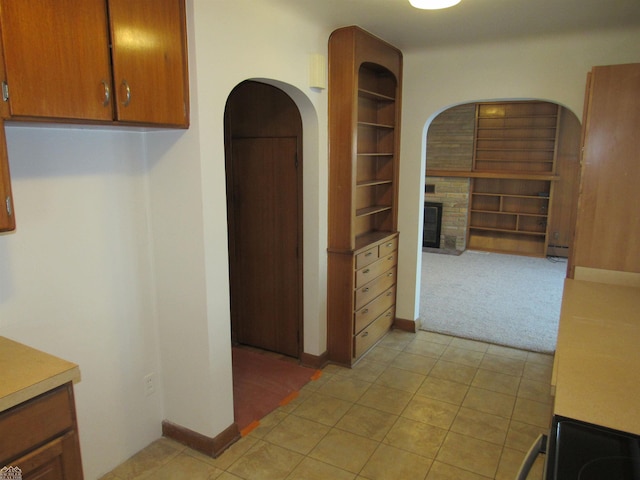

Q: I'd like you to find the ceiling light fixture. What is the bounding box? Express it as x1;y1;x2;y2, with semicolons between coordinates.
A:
409;0;461;9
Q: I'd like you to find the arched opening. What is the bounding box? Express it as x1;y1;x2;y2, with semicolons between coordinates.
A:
224;80;303;358
419;99;581;352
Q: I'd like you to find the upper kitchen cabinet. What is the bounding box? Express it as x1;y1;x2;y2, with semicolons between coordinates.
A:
108;0;189;126
0;0;189;127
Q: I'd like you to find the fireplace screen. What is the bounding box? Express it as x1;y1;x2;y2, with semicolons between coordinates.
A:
423;202;443;248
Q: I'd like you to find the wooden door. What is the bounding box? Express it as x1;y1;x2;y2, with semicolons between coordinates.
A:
229;138;300;356
225;81;302;358
0;0;113;121
108;0;189;126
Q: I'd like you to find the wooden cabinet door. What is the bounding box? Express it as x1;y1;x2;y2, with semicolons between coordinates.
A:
0;0;113;121
0;120;15;232
108;0;189;126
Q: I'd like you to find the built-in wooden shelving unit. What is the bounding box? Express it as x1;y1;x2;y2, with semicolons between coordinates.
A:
327;26;402;366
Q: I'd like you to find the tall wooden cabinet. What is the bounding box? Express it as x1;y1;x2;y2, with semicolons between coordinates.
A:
327;26;402;366
570;63;640;277
467;101;560;257
0;0;189;127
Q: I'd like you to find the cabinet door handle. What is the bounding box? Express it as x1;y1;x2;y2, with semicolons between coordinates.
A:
101;80;110;106
5;196;11;216
121;80;132;107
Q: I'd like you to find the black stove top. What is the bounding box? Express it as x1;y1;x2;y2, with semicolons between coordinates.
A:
547;416;640;479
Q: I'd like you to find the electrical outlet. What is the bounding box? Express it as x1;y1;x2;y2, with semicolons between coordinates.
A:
144;373;156;397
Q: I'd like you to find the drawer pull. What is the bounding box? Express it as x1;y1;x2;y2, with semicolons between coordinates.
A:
365;252;373;257
362;309;368;314
363;269;370;274
386;242;393;247
386;312;392;317
363;287;369;293
386;291;393;297
387;272;393;277
362;331;369;337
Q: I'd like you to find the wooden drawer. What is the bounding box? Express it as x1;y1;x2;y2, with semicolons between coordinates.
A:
355;251;397;288
354;285;396;334
355;245;379;269
354;267;397;310
0;384;74;464
379;237;398;257
354;306;395;358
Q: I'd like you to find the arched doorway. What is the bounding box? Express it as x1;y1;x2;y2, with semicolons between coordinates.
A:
224;80;303;358
420;100;581;352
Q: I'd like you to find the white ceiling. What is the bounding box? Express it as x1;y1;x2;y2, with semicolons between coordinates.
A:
271;0;640;50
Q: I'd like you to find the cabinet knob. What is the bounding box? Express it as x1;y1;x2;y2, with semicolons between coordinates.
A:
362;287;369;293
362;331;369;338
121;80;132;107
101;80;110;107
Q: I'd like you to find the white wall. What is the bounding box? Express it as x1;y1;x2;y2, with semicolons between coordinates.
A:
396;26;640;324
145;0;330;446
0;125;163;479
1;3;638;479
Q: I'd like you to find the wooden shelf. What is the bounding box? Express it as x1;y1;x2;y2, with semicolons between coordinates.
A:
359;88;395;102
427;169;559;181
358;121;394;129
357;179;393;187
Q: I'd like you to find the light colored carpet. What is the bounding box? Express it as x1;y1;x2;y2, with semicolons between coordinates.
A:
419;250;567;353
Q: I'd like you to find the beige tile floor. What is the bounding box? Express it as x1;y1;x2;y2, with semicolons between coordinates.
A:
101;330;552;480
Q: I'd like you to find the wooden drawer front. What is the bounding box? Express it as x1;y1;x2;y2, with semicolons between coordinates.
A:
354;267;397;310
354;286;396;334
354;306;395;358
0;384;74;463
378;237;398;257
355;251;397;288
355;245;379;269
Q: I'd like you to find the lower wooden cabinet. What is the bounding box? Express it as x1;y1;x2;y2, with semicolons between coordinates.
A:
0;383;83;480
327;234;398;366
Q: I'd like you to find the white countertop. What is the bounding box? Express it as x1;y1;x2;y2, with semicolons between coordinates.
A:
553;279;640;435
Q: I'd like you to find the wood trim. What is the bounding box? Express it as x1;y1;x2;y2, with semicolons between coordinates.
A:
300;350;329;370
573;267;640;287
162;420;240;458
393;317;417;333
